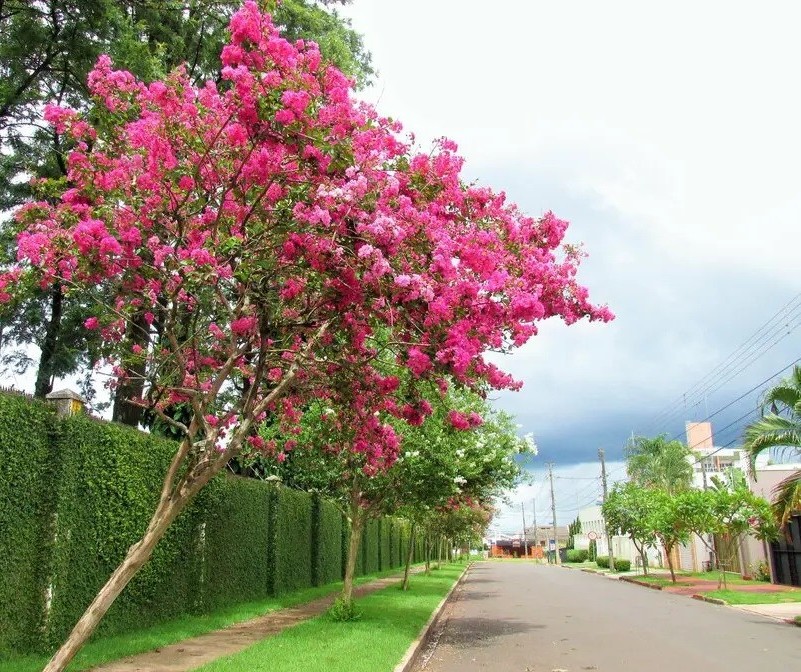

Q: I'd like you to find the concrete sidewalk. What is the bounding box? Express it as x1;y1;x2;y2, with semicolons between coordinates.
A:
731;603;801;623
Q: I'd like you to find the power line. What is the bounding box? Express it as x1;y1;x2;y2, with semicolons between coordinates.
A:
642;292;801;434
666;356;801;442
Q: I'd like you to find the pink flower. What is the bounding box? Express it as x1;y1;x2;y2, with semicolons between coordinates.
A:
448;411;471;430
268;367;283;381
407;348;432;377
84;317;100;330
231;316;257;335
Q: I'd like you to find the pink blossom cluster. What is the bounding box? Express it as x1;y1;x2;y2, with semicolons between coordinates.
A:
3;2;611;476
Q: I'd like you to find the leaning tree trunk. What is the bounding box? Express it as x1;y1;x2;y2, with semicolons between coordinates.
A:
402;522;416;591
34;284;63;398
341;486;365;605
42;487;189;672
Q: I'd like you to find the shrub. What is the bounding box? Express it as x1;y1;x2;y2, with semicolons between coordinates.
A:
566;549;589;563
614;559;631;572
596;555;609;568
588;538;597;561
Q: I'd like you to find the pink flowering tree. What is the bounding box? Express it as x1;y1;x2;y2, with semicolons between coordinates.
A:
1;3;611;669
251;377;529;604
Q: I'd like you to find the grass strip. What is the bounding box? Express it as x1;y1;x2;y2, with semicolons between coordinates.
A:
701;589;801;605
0;566;419;672
198;564;465;672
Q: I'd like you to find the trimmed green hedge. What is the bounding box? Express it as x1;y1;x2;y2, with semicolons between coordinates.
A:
203;477;272;610
46;415;205;647
273;487;314;594
0;395;56;654
313;496;343;586
0;393;412;656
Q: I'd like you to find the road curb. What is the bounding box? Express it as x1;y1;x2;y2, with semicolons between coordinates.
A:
619;576;663;591
691;593;727;605
392;563;471;672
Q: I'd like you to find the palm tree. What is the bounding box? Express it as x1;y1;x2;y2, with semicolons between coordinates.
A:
743;366;801;527
625;435;694;494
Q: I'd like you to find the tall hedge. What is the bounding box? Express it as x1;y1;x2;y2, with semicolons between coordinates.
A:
273;487;313;594
380;519;392;571
203;477;273;610
363;518;380;574
0;395;56;655
313;497;343;586
0;392;412;656
45;416;205;647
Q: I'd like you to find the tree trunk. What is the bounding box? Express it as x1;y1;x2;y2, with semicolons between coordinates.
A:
424;536;431;575
665;544;677;583
402;522;416;591
34;284;63;398
42;492;187;672
112;312;149;427
341;492;364;605
639;545;648;576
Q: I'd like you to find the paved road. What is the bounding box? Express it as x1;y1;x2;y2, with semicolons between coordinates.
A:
412;562;801;672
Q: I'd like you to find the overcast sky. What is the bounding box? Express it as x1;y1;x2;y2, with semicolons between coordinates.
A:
342;0;801;529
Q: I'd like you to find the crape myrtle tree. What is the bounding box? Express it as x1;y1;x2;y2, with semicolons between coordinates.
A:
426;499;493;566
0;4;612;669
386;395;529;590
0;0;371;408
249;380;529;601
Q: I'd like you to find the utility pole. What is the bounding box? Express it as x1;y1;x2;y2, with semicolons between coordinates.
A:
532;497;539;550
599;448;615;571
548;463;560;565
520;502;529;559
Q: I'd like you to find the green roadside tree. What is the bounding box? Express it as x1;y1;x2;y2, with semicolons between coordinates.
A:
650;489;696;583
602;482;659;575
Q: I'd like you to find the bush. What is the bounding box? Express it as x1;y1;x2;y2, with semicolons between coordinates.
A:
596;555;609;568
615;559;631;571
566;549;589;563
588;538;597;561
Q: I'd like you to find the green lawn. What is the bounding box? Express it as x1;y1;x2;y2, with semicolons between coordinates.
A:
198;564;465;672
0;566;422;672
633;571;752;587
702;589;801;605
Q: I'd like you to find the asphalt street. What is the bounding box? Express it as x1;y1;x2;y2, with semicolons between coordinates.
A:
411;562;801;672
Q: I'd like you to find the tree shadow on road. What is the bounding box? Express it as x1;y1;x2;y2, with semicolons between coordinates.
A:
436;617;544;647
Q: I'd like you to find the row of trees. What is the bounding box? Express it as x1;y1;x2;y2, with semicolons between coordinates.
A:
603;476;775;582
0;3;610;671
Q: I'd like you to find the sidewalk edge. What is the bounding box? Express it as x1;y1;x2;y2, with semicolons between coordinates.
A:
392;563;471;672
